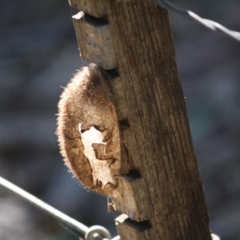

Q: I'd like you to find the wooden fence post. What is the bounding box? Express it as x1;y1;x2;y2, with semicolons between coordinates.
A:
68;0;212;239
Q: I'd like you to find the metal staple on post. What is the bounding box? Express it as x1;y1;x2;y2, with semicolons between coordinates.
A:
151;0;240;42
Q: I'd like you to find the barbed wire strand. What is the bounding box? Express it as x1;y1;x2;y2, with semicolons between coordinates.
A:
0;176;114;240
150;0;240;42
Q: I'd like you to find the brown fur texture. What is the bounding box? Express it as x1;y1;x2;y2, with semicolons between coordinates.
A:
57;64;121;195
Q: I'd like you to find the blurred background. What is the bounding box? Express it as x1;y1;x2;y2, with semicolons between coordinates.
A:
0;0;239;239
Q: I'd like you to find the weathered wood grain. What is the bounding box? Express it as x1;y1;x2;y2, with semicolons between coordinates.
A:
69;0;212;239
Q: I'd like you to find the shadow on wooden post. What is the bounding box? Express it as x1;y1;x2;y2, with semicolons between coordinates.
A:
69;0;212;239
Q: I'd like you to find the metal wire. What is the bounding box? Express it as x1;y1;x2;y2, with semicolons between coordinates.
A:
0;176;221;240
59;222;82;239
150;0;240;42
0;176;113;240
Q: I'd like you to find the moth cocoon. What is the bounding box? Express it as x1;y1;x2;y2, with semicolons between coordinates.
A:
57;64;121;195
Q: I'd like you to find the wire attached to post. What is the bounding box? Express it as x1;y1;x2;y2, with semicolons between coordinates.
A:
150;0;240;42
0;176;221;240
0;176;113;240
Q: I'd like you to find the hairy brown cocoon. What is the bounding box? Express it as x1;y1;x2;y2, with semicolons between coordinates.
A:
57;64;121;195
